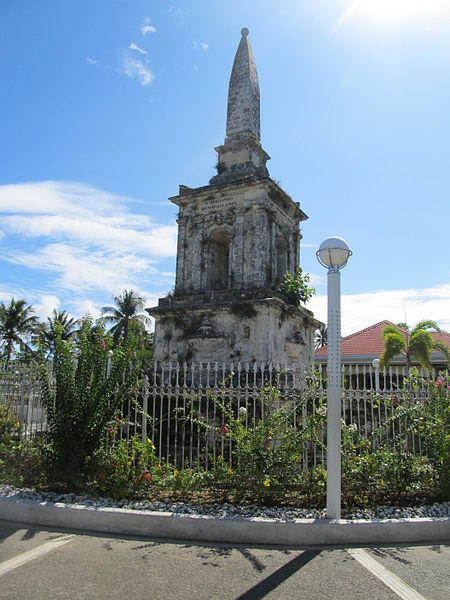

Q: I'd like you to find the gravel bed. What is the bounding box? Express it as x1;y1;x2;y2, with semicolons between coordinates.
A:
1;485;449;521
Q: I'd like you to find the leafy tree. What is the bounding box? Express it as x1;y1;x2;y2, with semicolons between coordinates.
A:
0;298;39;362
380;320;450;371
102;289;151;344
315;324;328;349
35;310;79;357
278;268;315;307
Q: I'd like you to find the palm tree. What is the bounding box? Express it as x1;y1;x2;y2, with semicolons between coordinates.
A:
35;309;79;356
380;320;450;371
0;298;39;362
102;289;150;343
315;323;328;350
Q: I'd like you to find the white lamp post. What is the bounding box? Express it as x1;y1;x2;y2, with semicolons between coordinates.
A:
317;236;352;519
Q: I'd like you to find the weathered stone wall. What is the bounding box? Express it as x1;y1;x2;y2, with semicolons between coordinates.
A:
172;179;306;296
152;298;317;383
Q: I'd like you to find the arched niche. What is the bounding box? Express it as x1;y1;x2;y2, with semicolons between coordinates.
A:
276;234;287;283
208;227;231;290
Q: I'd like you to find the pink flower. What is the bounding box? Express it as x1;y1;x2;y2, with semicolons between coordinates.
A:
219;425;228;435
101;339;107;351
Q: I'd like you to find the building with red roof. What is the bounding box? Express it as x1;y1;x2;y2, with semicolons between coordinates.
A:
315;320;450;370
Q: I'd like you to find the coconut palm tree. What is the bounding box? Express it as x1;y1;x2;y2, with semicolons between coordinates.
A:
380;320;450;371
35;309;79;356
102;289;150;343
0;298;39;362
315;323;328;350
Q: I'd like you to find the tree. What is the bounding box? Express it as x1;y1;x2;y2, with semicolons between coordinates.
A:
35;309;79;357
315;324;328;350
380;320;450;371
102;289;151;343
0;298;39;362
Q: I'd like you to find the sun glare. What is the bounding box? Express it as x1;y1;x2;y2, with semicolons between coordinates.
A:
336;0;450;29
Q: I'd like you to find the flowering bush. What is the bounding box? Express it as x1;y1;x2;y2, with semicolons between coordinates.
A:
192;381;323;504
412;372;450;497
87;434;160;499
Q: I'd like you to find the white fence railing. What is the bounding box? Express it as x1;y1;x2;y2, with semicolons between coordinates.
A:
1;361;446;469
0;362;47;439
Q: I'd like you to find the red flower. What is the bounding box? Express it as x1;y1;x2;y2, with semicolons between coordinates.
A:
219;425;228;435
107;427;114;433
101;339;106;351
115;417;121;423
143;472;152;481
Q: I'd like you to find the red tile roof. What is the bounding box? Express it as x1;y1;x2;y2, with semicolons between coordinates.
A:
315;320;450;358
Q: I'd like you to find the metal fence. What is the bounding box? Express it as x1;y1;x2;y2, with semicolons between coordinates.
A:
0;362;47;439
2;360;446;470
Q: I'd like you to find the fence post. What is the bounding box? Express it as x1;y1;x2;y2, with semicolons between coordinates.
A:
141;375;149;444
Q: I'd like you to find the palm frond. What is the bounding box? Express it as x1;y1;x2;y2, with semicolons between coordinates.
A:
432;340;450;365
381;325;404;341
411;320;441;335
380;332;406;368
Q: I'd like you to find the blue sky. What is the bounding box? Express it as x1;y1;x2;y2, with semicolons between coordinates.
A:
1;0;450;335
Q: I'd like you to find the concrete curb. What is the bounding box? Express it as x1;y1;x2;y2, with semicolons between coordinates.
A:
1;497;449;546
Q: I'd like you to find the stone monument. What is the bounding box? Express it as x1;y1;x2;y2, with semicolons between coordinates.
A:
148;28;319;374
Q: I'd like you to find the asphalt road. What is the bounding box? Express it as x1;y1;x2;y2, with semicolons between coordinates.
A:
0;520;448;599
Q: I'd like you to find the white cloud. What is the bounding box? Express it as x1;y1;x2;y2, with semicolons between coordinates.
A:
129;42;147;55
0;180;127;216
0;285;20;303
76;299;101;320
169;6;186;19
193;41;209;52
9;243;158;295
122;54;154;86
194;64;199;72
86;57;100;66
309;284;450;336
0;180;177;305
0;181;177;257
34;295;60;321
141;17;156;35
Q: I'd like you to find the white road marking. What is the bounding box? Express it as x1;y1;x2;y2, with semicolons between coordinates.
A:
0;534;76;577
348;548;427;600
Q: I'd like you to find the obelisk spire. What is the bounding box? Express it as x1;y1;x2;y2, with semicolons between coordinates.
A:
211;28;269;185
226;27;260;141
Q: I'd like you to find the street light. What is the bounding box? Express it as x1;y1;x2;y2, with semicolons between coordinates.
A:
317;236;352;519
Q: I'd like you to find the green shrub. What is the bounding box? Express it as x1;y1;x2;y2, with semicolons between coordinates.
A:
278;267;315;306
38;317;140;483
86;433;161;499
413;373;450;498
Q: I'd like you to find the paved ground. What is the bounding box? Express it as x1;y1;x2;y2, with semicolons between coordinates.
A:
0;519;448;599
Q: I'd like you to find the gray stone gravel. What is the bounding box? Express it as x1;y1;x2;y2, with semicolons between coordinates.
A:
1;484;449;521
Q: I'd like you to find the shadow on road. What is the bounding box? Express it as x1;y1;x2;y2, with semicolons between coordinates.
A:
235;549;321;599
